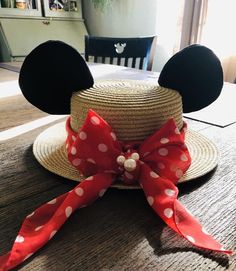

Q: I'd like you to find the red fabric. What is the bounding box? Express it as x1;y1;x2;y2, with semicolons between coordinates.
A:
0;110;232;270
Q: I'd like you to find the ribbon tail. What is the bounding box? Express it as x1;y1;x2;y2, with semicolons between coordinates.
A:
173;200;232;254
140;164;233;255
0;173;113;271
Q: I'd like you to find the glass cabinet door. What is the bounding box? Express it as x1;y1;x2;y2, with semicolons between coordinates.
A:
0;0;42;16
43;0;82;18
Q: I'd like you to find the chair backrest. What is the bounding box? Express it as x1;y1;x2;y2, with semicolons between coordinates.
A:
84;35;157;71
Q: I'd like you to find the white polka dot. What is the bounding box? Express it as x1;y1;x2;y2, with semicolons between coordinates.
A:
65;206;72;218
71;147;77;155
170;164;178;172
26;211;35;218
175;169;183;179
180;154;188;162
143;152;150;157
91;116;100;125
158;162;165;170
99;189;106;197
49;230;57;240
202;227;210;235
186;235;195;243
175;127;180;134
125;171;133;180
164;189;175;197
35;226;43;231
47;199;57;205
164;208;173;218
79;131;87;140
147;196;154;206
86;176;94;181
158;148;168;156
150;171;159;178
72;158;81;166
110;132;116;141
72;135;76;141
15;235;24;243
98;143;108;152
24;253;33;261
75;187;84;196
87;158;96;164
160;137;169;144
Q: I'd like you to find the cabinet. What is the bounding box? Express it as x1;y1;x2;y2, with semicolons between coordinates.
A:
0;0;82;18
0;0;42;17
43;0;82;19
0;0;87;62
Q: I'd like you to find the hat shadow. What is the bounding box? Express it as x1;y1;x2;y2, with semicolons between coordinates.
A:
142;168;230;269
178;168;217;195
21;147;228;269
143;223;230;269
23;144;218;195
20;189;154;270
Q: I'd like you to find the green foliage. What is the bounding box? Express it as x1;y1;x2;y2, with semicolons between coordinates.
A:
92;0;112;10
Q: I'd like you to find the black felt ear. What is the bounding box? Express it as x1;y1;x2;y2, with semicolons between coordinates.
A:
19;40;94;114
158;44;223;113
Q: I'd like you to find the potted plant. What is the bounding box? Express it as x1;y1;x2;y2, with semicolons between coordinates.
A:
91;0;112;10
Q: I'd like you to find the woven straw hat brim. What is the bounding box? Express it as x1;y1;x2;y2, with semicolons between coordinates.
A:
33;121;218;189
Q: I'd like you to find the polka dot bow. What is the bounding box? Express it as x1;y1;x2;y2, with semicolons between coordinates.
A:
0;110;232;271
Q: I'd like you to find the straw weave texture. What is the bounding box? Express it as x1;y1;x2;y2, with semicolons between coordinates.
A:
71;81;183;141
33;80;218;188
33;122;218;189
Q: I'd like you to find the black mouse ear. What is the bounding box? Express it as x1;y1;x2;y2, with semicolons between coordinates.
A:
158;44;223;113
19;40;94;114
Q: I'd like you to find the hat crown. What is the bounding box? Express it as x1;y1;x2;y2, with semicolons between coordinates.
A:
70;80;183;141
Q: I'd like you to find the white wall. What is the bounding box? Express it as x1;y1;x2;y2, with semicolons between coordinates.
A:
82;0;181;72
83;0;158;37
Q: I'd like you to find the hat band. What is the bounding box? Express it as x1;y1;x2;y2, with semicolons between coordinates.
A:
0;111;232;270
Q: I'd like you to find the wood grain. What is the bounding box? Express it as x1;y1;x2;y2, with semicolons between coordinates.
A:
0;95;48;131
0;68;19;82
0;66;235;271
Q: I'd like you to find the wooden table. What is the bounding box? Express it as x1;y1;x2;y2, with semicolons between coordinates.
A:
0;63;235;271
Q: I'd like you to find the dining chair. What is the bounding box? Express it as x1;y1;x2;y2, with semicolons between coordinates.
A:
84;35;157;71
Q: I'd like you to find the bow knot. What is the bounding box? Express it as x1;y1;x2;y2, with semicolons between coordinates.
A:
116;151;141;184
66;109;190;187
0;110;231;271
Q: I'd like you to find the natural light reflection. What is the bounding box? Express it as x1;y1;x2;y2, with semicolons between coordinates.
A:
156;0;184;55
0;115;66;141
89;63;126;78
0;80;21;98
201;0;236;58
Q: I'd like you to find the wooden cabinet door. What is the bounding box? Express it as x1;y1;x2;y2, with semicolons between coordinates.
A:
0;18;87;61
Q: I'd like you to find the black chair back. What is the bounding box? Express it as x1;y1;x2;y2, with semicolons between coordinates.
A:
85;36;157;71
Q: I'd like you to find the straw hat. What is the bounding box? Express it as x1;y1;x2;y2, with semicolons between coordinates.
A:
19;41;223;189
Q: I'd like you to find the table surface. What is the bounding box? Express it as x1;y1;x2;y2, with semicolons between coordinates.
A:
0;63;235;271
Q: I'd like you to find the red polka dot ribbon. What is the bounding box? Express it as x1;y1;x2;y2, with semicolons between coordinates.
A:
0;110;232;270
